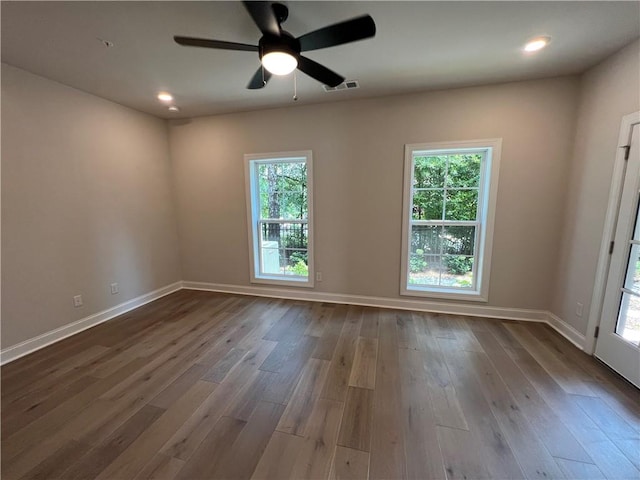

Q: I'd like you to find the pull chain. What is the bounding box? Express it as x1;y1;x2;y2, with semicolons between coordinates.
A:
293;70;298;101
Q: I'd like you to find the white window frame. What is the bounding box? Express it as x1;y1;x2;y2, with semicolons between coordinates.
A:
244;150;314;287
400;139;501;302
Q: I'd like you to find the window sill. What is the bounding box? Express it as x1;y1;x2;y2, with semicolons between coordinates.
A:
401;286;487;303
251;276;314;288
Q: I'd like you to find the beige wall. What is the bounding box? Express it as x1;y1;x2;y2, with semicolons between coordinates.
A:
7;40;634;351
1;64;182;348
169;76;579;310
552;40;640;334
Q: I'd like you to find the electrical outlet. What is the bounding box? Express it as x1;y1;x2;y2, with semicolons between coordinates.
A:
316;271;323;282
110;282;119;295
576;302;584;317
73;295;83;308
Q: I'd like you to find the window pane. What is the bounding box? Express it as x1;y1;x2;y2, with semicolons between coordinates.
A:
443;226;475;256
446;154;482;188
624;243;640;294
260;242;281;275
260;222;308;277
616;292;640;346
414;156;446;188
445;189;478;221
413;190;444;220
258;162;307;220
443;255;474;288
409;254;441;286
411;225;441;256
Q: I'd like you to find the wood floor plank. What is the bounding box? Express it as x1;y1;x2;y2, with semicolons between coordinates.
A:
437;425;492;480
320;305;363;402
572;394;640;470
359;307;380;339
473;329;592;463
554;458;606;480
95;380;217;479
76;313;245;446
260;336;319;405
304;302;332;338
134;454;185;480
174;415;247;480
416;330;469;430
530;324;640;425
504;342;640;480
1;357;149;474
312;304;348;360
329;446;370;480
398;348;446;480
209;401;285;480
262;303;307;342
223;370;274;421
506;324;597;397
396;311;420;350
448;315;484;352
278;302;315;344
148;364;207;409
369;311;406;480
424;312;456;339
338;386;373;452
203;347;247;383
348;337;378;390
276;357;331;436
57;404;166;480
1;345;109;407
438;337;526;480
464;348;565;479
19;439;92;480
3;292;639;480
251;431;303;480
290;398;345;480
160;340;276;461
1;374;99;439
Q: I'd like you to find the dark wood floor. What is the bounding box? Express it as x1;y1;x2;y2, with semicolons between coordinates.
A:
1;290;639;480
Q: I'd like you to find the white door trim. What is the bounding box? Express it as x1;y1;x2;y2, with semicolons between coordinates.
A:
585;111;640;354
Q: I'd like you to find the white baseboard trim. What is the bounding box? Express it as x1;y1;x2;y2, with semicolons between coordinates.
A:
545;312;586;350
0;281;184;365
182;281;549;322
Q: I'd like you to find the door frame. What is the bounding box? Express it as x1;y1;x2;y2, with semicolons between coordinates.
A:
585;111;640;354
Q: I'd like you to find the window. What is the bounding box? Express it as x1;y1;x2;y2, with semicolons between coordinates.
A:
245;151;313;286
401;139;501;301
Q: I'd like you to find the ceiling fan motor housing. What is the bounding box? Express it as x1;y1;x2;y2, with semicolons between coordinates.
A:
259;32;300;59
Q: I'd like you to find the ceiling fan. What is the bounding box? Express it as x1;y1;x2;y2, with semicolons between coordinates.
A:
174;1;376;89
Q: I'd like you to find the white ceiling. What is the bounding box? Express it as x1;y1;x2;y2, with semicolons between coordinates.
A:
2;1;639;119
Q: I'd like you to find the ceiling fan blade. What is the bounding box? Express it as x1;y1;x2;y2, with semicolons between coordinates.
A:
298;15;376;52
243;1;280;36
297;56;344;87
247;66;272;89
174;36;258;52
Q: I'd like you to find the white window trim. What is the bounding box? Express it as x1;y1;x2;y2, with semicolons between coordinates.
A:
400;139;501;302
244;150;314;288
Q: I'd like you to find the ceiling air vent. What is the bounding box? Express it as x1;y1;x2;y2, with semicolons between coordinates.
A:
323;80;359;92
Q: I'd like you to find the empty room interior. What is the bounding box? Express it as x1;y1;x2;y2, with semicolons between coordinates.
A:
2;1;640;479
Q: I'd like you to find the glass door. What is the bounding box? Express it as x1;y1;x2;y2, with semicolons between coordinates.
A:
596;123;640;387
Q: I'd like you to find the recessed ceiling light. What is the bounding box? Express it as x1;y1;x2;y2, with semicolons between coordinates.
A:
168;106;180;112
524;36;551;52
157;92;173;102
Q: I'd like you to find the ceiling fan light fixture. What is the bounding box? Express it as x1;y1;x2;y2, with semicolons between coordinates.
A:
261;51;298;75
